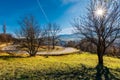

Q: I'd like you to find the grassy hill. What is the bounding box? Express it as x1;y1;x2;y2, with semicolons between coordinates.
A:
0;52;120;80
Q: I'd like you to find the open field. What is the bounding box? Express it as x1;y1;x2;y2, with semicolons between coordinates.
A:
0;52;119;80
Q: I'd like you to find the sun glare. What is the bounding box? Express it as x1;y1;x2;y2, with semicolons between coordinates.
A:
96;9;104;15
95;8;105;17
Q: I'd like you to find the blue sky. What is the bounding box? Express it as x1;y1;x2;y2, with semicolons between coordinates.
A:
0;0;89;35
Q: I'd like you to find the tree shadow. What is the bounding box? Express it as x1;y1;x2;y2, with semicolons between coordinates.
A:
0;55;27;60
0;52;28;60
95;64;120;80
45;64;120;80
0;64;120;79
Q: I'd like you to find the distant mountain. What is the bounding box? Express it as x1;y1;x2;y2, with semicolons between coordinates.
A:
59;33;81;41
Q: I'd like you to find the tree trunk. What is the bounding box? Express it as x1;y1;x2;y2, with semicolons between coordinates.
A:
98;53;103;65
29;51;36;56
52;37;55;49
97;46;104;65
30;53;36;56
52;42;55;49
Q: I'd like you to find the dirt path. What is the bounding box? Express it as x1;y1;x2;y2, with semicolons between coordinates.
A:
2;45;79;55
37;47;79;55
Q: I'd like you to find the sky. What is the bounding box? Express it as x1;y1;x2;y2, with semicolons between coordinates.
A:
0;0;89;35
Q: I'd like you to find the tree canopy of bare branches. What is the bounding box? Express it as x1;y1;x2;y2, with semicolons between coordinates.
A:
17;15;43;56
73;0;120;65
44;23;61;49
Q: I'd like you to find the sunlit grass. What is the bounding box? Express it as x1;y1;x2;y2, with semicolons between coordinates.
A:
0;52;119;79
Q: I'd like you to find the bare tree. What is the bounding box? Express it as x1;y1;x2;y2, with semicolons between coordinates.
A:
3;23;6;34
73;0;120;65
45;23;61;49
17;15;43;56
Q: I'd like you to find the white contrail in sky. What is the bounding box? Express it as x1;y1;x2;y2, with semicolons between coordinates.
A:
36;0;49;23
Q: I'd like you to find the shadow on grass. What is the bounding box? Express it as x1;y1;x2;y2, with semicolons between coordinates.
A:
0;52;29;60
0;55;27;60
95;64;120;80
1;64;119;80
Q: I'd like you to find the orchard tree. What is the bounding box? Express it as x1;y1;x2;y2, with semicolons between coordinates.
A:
73;0;120;65
44;23;61;49
17;15;44;56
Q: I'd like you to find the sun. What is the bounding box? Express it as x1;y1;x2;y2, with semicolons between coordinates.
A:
95;7;106;17
96;9;104;16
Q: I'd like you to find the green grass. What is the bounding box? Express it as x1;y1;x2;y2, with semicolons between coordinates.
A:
0;52;120;80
